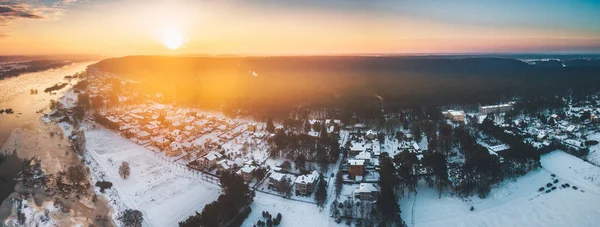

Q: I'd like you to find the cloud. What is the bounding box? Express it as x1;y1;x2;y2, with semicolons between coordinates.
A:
0;2;44;26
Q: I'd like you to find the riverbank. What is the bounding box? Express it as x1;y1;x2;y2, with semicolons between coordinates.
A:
0;117;115;227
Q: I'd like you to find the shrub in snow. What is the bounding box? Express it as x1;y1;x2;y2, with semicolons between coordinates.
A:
565;183;570;187
551;174;556;177
95;181;113;193
273;213;282;225
552;186;557;190
546;190;551;193
573;186;578;190
118;209;143;227
554;179;559;183
546;183;552;187
470;206;475;211
539;187;544;192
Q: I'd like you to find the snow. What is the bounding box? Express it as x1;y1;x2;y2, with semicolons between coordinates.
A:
242;192;335;227
84;127;221;227
585;132;600;166
400;150;600;227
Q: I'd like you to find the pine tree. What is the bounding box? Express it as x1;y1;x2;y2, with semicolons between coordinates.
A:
304;120;311;133
315;174;327;207
266;118;275;133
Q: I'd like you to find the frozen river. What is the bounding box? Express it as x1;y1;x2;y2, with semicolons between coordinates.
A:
0;61;94;202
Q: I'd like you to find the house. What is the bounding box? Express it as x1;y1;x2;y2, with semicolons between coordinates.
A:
365;130;377;140
372;140;381;156
247;123;257;132
348;160;365;179
151;136;170;149
216;159;235;173
268;172;289;191
354;183;379;201
487;144;510;156
198;151;223;169
350;142;368;155
295;170;319;195
564;139;585;150
136;130;151;141
355;151;372;166
442;110;465;122
238;165;256;182
479;103;513;114
167;142;183;156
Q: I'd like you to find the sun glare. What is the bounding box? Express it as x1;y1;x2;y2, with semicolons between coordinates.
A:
164;32;184;50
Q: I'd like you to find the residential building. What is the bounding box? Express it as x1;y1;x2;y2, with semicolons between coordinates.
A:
443;110;465;122
198;151;223;169
295;170;319;195
479;103;513;114
348;160;365;179
238;165;256;182
268;172;289;191
354;183;379;201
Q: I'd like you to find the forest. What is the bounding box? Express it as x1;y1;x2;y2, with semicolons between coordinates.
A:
91;55;600;120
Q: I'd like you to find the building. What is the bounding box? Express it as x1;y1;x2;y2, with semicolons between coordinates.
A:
198;151;223;169
350;142;368;156
442;110;465;122
348;160;365;179
355;151;372;166
268;172;289;191
247;123;257;132
151;136;170;149
354;183;379;201
295;170;319;195
238;165;256;182
216;159;235;173
372;140;381;156
167;142;183;156
479;103;513;114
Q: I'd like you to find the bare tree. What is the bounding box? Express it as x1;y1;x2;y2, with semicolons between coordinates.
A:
119;162;131;179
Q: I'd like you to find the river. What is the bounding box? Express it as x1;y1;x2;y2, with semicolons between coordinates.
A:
0;61;95;203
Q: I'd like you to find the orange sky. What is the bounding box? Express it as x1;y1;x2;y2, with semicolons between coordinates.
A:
1;0;599;56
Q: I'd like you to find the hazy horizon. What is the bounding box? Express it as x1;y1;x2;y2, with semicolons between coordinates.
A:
1;0;600;56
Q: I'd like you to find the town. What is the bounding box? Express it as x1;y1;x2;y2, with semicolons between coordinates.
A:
4;61;592;227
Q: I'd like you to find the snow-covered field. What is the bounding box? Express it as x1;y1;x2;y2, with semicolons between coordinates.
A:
400;150;600;227
242;192;335;227
85;128;221;227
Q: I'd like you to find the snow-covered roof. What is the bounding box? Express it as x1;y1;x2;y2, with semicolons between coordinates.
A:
412;143;420;151
488;144;510;153
170;142;183;150
351;142;367;152
217;159;234;170
240;165;256;174
295;170;319;185
355;151;371;160
348;159;365;166
270;172;287;182
152;136;169;143
356;183;379;193
480;103;513;110
203;151;223;161
137;130;150;137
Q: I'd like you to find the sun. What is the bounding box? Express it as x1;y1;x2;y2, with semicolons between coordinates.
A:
163;32;184;50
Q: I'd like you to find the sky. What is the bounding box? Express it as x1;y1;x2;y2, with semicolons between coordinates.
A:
0;0;599;56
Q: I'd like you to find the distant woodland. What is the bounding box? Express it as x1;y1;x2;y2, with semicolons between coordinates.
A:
91;55;600;119
0;60;72;79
